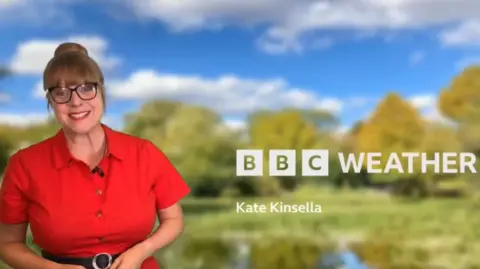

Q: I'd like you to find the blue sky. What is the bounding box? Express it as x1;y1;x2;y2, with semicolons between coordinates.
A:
0;0;479;131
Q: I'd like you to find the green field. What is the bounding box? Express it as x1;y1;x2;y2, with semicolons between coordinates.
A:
2;187;479;268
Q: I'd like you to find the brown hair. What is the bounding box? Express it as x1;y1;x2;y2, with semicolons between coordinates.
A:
43;42;106;109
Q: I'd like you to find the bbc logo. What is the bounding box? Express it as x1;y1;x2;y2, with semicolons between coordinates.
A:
236;149;329;177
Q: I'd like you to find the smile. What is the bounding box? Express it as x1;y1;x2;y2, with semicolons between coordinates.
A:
68;111;90;120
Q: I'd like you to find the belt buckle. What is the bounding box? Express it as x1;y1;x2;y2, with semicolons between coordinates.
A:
92;252;113;269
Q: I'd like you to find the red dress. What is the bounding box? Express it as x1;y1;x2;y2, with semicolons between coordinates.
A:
0;125;190;269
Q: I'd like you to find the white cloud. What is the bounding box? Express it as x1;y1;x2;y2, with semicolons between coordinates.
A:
422;108;449;124
0;113;49;126
108;70;343;116
359;94;447;126
334;125;350;136
440;20;480;47
408;94;448;123
0;112;119;129
223;118;246;131
10;35;121;75
127;0;480;53
4;1;480;53
409;94;435;109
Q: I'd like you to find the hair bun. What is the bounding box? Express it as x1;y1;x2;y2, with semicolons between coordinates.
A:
54;42;89;57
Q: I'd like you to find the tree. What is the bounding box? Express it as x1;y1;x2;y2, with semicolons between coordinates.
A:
0;137;12;175
339;120;364;154
416;123;464;196
0;117;60;151
123;100;182;142
356;93;426;183
247;108;335;191
438;65;480;122
163;105;237;194
123;100;239;196
161;104;223;153
248;108;334;151
438;65;480;152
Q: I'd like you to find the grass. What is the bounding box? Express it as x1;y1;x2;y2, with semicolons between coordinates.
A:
183;187;478;239
2;187;480;268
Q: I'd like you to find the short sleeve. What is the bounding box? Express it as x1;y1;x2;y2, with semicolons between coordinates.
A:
145;141;190;210
0;151;30;224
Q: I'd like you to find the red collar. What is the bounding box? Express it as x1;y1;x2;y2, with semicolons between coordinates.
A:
52;124;124;168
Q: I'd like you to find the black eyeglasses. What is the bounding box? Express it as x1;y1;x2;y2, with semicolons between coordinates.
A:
46;83;98;104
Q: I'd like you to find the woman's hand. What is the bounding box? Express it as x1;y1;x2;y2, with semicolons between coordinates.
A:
109;243;151;269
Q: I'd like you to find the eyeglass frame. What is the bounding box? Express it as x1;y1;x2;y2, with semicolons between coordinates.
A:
45;82;100;104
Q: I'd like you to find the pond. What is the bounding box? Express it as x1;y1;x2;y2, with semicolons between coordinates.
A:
156;235;433;269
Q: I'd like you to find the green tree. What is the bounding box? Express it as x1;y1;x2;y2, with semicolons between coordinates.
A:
161;104;223;153
0;117;60;150
164;105;239;196
124;100;239;196
0;137;12;175
123;100;182;142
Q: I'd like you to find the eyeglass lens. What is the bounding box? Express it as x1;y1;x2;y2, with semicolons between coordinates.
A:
49;83;97;103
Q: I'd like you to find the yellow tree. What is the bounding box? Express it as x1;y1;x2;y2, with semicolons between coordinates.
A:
249;109;321;151
333;121;371;188
356;93;426;182
340;120;364;154
248;108;336;191
437;66;480;194
438;65;480;152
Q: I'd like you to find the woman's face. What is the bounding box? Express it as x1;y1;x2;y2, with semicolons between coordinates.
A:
49;80;104;134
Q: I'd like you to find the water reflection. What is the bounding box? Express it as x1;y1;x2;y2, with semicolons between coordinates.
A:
250;237;331;269
160;235;433;269
350;241;430;269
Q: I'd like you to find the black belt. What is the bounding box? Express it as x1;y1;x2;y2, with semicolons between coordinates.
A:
42;251;121;269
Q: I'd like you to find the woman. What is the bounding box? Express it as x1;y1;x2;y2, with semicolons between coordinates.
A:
0;43;190;269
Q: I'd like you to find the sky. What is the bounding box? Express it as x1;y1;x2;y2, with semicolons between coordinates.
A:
0;0;480;132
